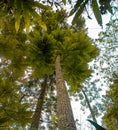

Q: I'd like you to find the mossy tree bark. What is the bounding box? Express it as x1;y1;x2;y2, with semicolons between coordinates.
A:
30;76;47;130
55;55;76;130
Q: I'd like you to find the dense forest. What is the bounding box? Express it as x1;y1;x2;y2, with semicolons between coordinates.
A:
0;0;118;130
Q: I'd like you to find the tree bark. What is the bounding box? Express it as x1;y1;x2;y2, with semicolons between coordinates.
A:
30;77;47;130
55;55;76;130
82;88;97;123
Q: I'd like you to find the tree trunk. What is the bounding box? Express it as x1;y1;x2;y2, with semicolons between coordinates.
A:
55;55;76;130
30;77;47;130
82;88;97;123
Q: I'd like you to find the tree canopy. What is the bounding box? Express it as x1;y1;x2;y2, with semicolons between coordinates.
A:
0;0;117;129
0;8;99;129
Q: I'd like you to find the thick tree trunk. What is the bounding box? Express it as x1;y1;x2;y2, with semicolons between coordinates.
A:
30;77;47;130
55;55;76;130
82;88;97;123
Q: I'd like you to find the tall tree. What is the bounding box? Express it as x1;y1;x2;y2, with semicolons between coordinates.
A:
30;76;48;130
0;8;98;129
28;9;98;129
55;55;76;130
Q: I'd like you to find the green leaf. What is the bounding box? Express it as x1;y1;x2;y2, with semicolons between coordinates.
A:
62;0;66;5
107;4;113;14
69;0;83;16
51;116;57;123
72;0;89;24
29;8;47;31
8;0;15;7
38;20;47;31
87;120;106;130
0;117;9;125
15;12;21;32
15;0;22;32
24;11;30;33
72;4;85;24
92;0;102;26
33;2;51;10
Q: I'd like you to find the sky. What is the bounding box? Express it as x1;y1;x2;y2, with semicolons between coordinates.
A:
86;14;111;39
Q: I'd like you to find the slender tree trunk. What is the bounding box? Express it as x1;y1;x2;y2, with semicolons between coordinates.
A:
55;55;76;130
82;88;97;123
30;77;47;130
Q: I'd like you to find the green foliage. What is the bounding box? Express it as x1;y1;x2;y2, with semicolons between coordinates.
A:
62;0;66;5
0;9;99;129
0;76;32;128
0;31;28;79
60;32;98;92
0;22;32;128
0;0;116;33
0;0;51;32
71;0;89;25
69;0;83;16
70;0;114;26
41;9;68;32
103;74;118;130
28;10;98;93
92;0;102;26
71;16;87;32
28;32;55;78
